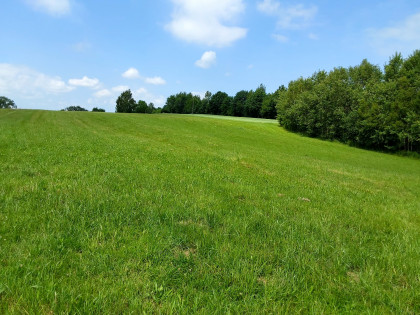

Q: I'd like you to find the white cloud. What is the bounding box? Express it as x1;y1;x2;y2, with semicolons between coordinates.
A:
0;63;74;97
68;76;100;88
112;85;130;93
145;76;166;85
166;0;247;47
135;87;148;95
367;11;420;56
134;87;166;107
91;85;165;107
92;86;129;105
122;68;140;79
25;0;71;16
257;0;317;29
272;34;289;42
94;89;112;98
192;91;205;99
195;51;217;69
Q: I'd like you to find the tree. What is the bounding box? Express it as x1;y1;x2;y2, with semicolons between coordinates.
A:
134;100;148;113
349;59;382;88
147;103;155;114
116;90;136;113
260;86;285;119
62;106;87;111
0;96;16;109
385;53;404;82
209;91;230;115
245;84;266;117
201;91;212;114
277;51;420;153
232;90;249;117
92;107;105;112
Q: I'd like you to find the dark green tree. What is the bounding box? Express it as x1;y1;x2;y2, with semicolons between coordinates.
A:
209;91;230;115
232;90;249;116
201;91;212;114
349;59;382;88
92;107;105;112
147;103;155;114
0;96;16;109
245;84;266;117
63;106;87;111
116;90;136;113
134;100;148;113
260;86;285;119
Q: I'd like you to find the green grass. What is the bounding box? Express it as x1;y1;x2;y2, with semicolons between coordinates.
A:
0;109;419;313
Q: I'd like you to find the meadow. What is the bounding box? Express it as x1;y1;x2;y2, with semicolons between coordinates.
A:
0;109;419;313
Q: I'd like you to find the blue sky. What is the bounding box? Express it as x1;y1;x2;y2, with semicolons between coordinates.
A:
1;0;419;112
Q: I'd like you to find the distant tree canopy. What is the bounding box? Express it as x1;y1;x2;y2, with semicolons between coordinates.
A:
92;107;105;112
115;90;157;113
62;106;87;111
161;85;279;119
0;96;16;109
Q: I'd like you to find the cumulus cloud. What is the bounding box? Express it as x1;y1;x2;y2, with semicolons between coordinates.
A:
94;89;112;98
166;0;247;47
122;67;140;79
68;76;100;88
91;85;165;108
366;11;420;56
0;63;74;97
195;51;217;69
257;0;317;29
145;76;166;85
121;68;166;85
134;87;166;107
25;0;71;16
135;87;148;95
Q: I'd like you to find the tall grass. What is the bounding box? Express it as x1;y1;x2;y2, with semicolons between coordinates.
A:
0;109;419;313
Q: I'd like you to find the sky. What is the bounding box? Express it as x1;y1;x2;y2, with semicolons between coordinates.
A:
1;0;419;112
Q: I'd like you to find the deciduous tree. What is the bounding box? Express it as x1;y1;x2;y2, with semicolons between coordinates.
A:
0;96;16;109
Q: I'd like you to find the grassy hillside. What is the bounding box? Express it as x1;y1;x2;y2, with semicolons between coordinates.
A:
1;109;419;313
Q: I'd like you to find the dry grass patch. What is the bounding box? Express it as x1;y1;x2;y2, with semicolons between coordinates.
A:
177;220;206;228
174;247;197;258
347;271;360;283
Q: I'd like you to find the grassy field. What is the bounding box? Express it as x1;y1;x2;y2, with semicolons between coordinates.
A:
0;109;419;313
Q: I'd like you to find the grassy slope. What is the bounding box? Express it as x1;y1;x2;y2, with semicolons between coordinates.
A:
0;109;419;313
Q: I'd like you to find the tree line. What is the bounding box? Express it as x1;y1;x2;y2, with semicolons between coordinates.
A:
61;106;105;112
161;85;281;119
277;50;420;153
159;50;419;153
115;90;160;114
